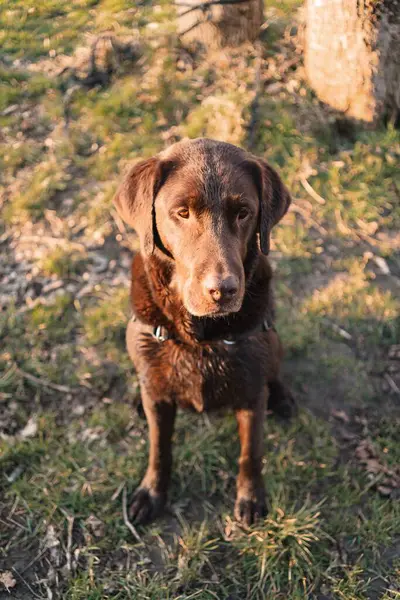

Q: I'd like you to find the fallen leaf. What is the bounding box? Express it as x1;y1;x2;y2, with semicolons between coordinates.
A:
355;439;400;496
331;409;350;423
355;439;376;461
372;255;390;275
377;485;393;496
19;416;38;439
364;459;383;474
0;571;17;590
85;515;105;538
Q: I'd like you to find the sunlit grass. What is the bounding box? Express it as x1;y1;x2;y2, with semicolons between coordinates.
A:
5;158;71;221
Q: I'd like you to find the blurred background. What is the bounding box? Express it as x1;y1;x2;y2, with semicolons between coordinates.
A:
0;1;399;598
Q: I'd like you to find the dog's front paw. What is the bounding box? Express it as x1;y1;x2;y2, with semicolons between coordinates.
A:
234;491;266;527
129;487;165;524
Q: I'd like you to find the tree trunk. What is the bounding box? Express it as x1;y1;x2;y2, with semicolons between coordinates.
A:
305;0;400;125
176;0;264;50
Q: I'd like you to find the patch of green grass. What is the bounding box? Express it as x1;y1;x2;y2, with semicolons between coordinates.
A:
255;99;317;170
88;403;132;443
2;410;143;521
86;133;142;181
182;90;250;146
29;293;77;343
39;246;87;278
275;284;321;355
0;67;51;111
231;501;324;596
303;258;400;347
318;128;400;231
372;417;400;467
5;157;71;221
273;218;317;258
266;0;303;17
83;287;128;349
0;0;96;59
0;302;83;416
0;138;42;176
329;564;369;600
1;428;50;491
84;182;118;229
1;402;399;599
171;519;219;590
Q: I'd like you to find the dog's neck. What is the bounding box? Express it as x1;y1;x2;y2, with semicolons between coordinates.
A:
130;247;273;345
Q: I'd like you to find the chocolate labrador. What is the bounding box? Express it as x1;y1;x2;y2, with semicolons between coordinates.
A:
114;138;295;527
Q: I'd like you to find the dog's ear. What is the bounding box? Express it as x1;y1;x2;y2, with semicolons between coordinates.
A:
245;158;291;255
113;157;175;256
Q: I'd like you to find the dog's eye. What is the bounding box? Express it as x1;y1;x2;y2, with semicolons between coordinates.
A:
177;207;190;219
237;207;250;220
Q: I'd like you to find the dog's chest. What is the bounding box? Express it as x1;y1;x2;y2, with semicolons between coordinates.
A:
128;324;264;412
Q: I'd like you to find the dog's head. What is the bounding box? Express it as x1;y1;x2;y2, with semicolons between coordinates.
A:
114;138;290;317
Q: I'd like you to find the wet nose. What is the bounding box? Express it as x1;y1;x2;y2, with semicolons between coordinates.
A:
203;274;239;303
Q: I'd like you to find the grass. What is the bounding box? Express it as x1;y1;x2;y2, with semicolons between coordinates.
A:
5;157;71;221
39;247;87;278
1;0;400;598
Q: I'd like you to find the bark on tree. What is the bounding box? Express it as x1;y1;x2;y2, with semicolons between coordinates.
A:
175;0;264;50
305;0;400;125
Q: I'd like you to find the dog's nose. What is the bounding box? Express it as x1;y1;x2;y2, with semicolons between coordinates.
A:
203;275;239;303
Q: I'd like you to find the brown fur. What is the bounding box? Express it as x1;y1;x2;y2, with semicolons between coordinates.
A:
114;138;295;526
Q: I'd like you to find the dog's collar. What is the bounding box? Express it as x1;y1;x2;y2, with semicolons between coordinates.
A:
130;314;274;345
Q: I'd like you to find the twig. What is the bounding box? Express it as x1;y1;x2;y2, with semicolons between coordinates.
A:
11;568;44;600
300;177;326;205
384;373;400;395
65;514;74;572
111;481;125;501
0;516;29;533
15;366;72;394
179;17;208;38
18;548;47;576
334;207;352;235
356;230;378;247
330;323;352;341
290;204;328;236
122;486;143;543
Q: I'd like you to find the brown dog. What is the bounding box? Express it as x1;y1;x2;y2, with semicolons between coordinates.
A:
114;138;295;527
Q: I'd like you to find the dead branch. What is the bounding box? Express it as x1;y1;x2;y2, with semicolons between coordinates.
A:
300;177;326;205
15;366;72;394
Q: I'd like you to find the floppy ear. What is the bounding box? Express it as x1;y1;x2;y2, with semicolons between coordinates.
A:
113;157;174;256
245;158;291;255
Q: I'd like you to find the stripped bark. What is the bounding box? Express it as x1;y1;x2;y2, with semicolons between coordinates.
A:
305;0;400;125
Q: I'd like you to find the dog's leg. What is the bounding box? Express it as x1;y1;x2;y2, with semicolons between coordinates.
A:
267;379;297;419
234;390;267;527
129;389;176;524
